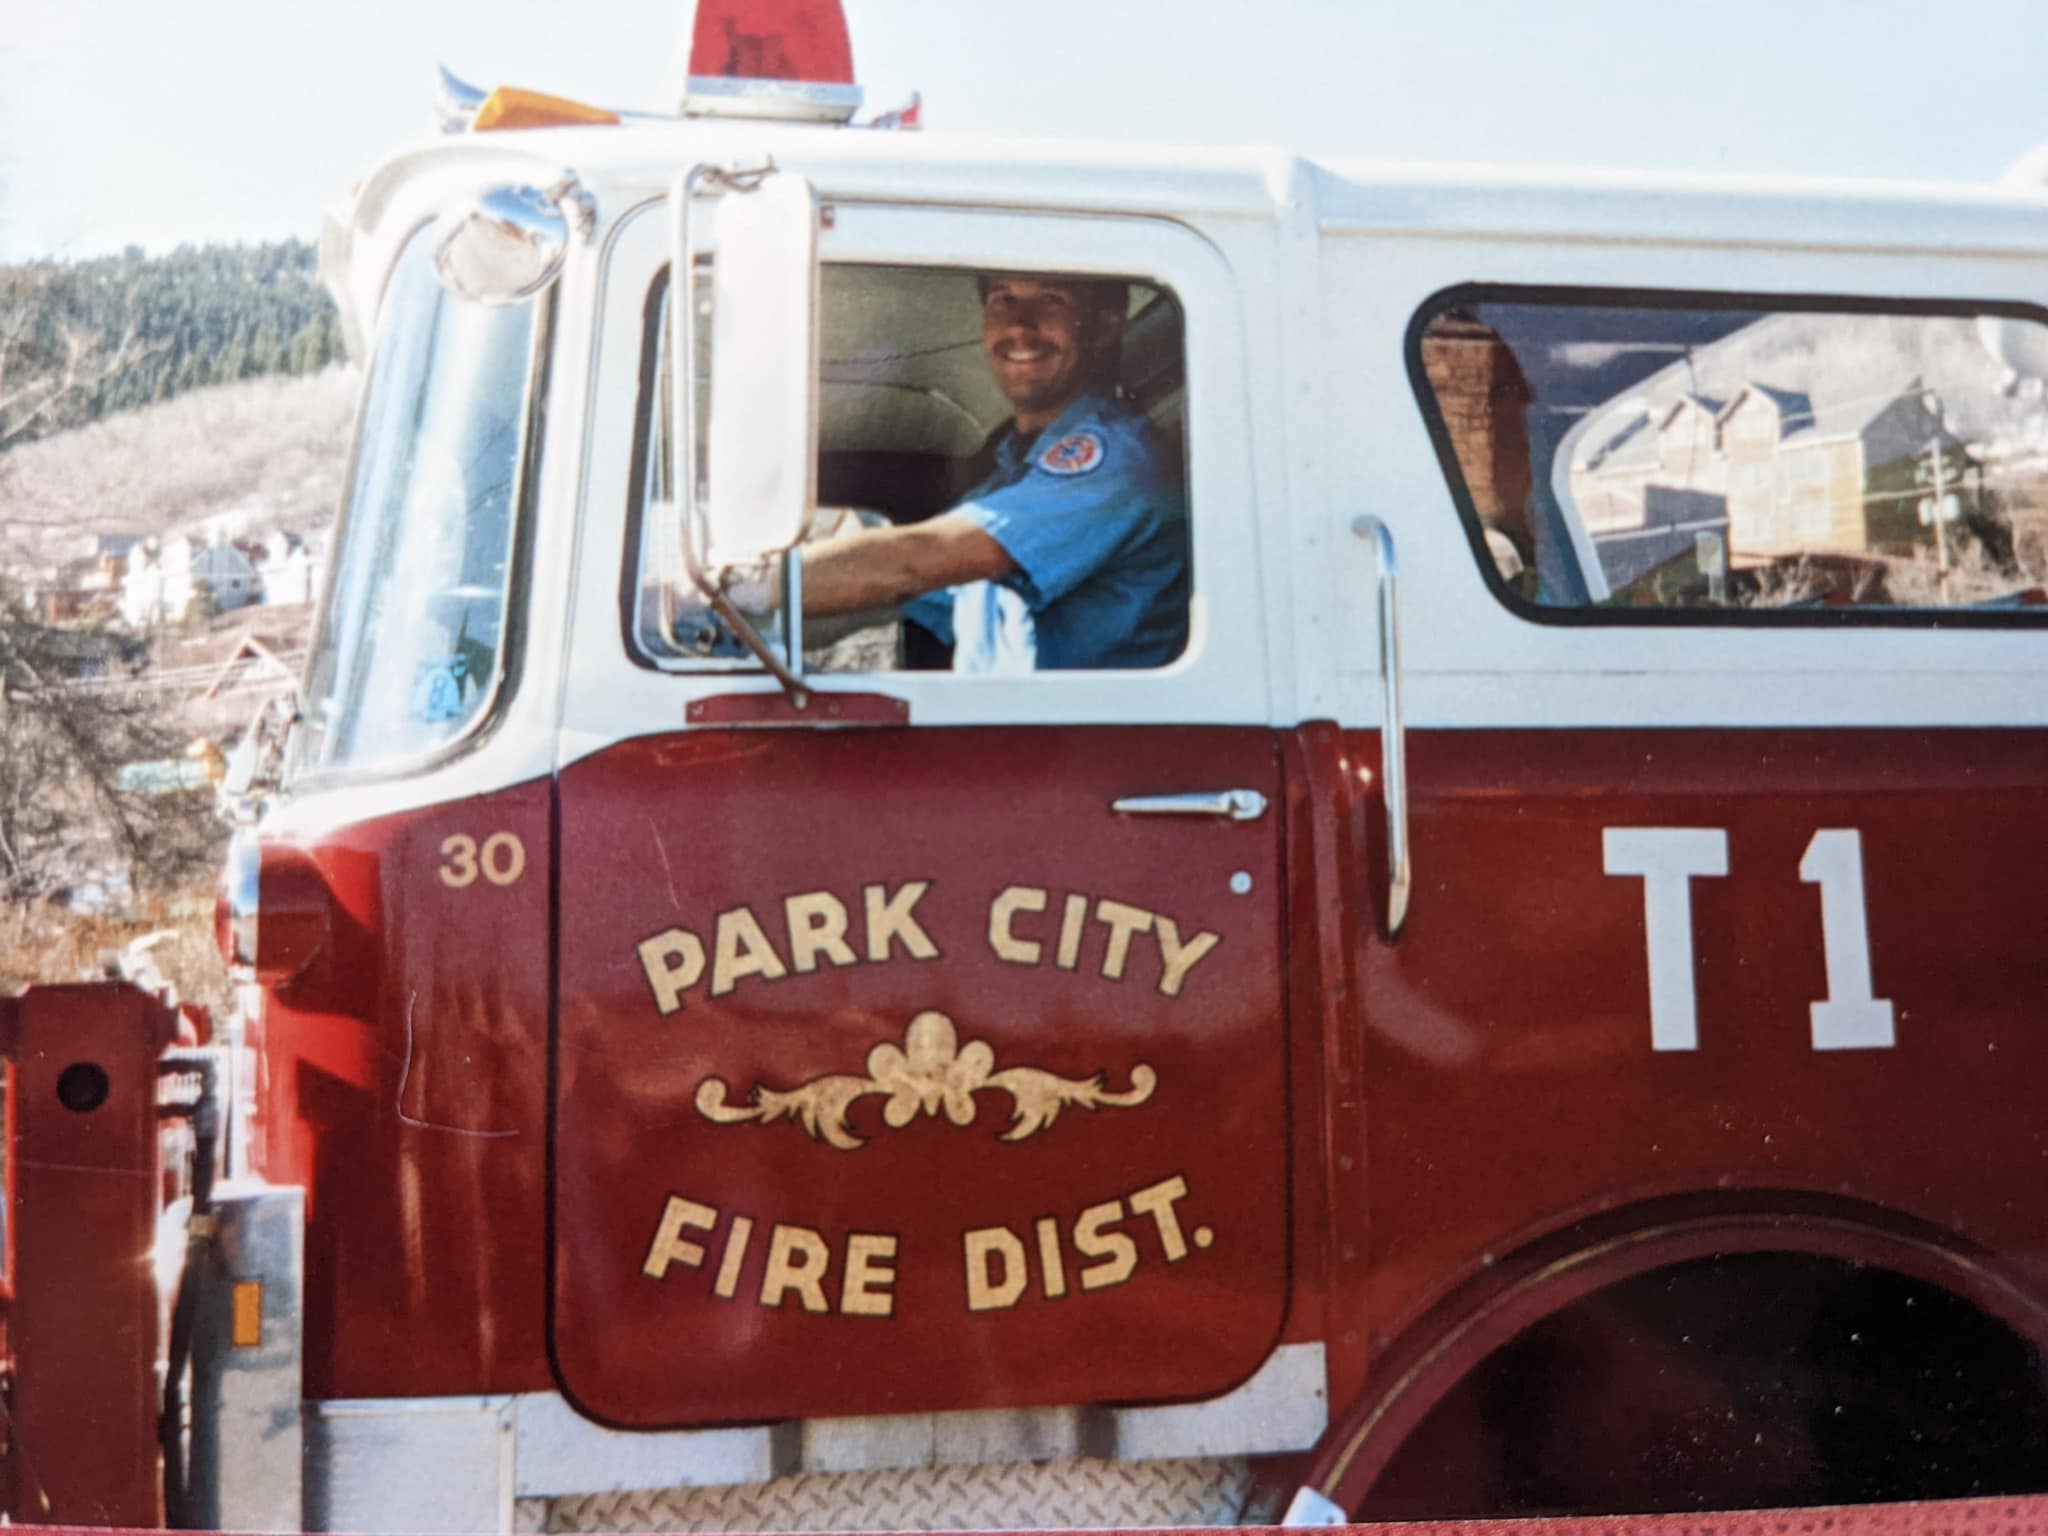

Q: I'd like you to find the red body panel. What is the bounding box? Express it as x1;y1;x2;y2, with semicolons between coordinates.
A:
1318;726;2048;1434
0;987;174;1526
551;726;1288;1426
254;780;553;1400
245;723;2045;1450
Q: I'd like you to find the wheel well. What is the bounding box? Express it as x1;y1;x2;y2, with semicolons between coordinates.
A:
1353;1251;2048;1520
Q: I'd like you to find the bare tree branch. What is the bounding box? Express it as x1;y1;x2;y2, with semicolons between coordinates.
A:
0;318;162;451
0;582;224;907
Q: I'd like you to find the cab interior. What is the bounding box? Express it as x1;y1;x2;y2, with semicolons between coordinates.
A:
636;263;1187;670
816;265;1185;524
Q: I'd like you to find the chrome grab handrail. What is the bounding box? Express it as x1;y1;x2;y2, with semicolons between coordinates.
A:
1351;514;1411;937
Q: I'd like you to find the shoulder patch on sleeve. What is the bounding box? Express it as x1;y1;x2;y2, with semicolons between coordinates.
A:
1038;429;1106;477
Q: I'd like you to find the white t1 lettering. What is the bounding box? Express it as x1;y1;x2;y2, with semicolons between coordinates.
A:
1799;829;1896;1050
1603;827;1730;1052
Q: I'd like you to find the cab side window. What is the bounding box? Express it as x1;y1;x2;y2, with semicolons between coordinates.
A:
1414;291;2048;618
629;265;1190;671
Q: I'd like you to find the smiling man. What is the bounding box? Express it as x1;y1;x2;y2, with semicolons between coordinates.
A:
719;272;1190;672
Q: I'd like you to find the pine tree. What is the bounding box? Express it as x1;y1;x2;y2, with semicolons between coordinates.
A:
0;237;345;446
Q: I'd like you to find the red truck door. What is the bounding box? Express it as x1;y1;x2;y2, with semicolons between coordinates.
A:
547;198;1290;1428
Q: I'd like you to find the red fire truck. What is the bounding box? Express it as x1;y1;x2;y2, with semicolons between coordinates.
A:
4;2;2046;1528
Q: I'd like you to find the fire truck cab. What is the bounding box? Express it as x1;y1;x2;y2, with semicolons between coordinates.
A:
181;11;2048;1531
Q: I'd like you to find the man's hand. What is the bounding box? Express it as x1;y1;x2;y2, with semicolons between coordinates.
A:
687;505;861;624
715;557;782;617
661;579;734;656
660;559;780;657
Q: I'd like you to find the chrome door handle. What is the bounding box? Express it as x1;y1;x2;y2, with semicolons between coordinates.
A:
1111;790;1268;822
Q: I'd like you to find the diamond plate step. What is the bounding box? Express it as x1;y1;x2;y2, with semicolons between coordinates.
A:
523;1455;1254;1532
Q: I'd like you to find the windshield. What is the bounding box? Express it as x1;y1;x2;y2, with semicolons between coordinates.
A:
294;227;536;778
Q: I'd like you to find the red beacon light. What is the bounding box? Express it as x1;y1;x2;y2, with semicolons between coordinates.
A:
432;1;909;135
681;0;863;123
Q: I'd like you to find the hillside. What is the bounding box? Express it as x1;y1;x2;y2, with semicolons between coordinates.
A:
0;366;359;568
0;239;342;449
0;366;353;1000
0;250;358;1001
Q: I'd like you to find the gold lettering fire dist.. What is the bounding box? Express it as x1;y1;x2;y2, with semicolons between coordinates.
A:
640;1175;1211;1320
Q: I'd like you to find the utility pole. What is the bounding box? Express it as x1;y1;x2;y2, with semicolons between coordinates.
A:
1929;434;1951;605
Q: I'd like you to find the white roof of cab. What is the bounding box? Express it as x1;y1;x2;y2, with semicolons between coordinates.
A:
349;116;2048;237
326;116;2048;356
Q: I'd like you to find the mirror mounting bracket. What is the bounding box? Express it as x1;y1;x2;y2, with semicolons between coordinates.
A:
541;170;597;242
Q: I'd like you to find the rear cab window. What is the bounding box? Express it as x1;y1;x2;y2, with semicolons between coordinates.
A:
1412;289;2048;623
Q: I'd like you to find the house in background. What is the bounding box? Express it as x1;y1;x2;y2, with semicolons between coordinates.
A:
1570;395;1733;592
1572;378;1982;583
248;529;322;606
121;522;327;628
194;541;262;612
1716;381;1981;555
29;533;141;622
122;533;261;627
120;541;172;627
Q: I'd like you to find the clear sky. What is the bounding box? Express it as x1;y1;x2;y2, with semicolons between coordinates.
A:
3;0;2044;262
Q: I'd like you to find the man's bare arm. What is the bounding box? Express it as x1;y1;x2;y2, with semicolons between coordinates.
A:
799;515;1017;616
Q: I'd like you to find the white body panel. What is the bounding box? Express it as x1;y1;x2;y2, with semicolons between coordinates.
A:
1305;202;2048;729
301;122;2048;841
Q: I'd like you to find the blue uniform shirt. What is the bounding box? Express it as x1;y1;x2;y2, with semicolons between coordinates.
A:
904;390;1188;671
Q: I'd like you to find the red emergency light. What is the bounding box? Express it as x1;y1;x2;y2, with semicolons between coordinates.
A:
683;0;863;122
689;0;854;83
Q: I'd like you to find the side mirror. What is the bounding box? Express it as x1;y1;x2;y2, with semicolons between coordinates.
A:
677;170;820;570
433;174;595;306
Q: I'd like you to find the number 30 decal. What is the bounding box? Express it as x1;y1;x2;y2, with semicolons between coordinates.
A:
1604;826;1895;1053
439;832;528;889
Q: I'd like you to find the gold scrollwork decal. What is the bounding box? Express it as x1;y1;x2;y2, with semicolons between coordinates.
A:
695;1011;1157;1152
